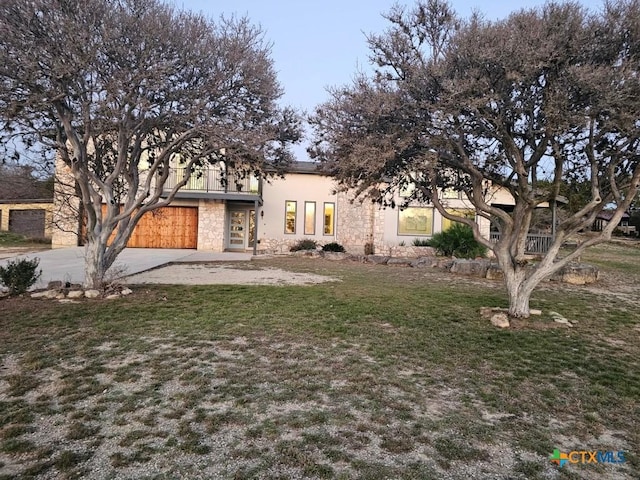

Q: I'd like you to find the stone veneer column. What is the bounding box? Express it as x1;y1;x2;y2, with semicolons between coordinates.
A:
197;199;226;251
372;206;386;254
336;191;375;254
51;156;81;248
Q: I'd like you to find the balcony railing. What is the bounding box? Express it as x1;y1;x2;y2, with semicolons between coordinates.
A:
163;167;261;196
490;232;553;254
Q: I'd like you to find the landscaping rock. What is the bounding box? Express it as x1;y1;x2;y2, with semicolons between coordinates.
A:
44;289;63;299
67;290;84;299
121;288;133;296
550;311;572;327
410;257;438;268
322;252;350;261
491;313;510;328
438;259;455;270
552;263;599;285
485;264;504;281
387;257;413;267
85;290;101;299
530;309;542;316
105;294;121;300
451;259;491;277
366;255;390;265
58;299;79;304
31;290;50;299
292;249;321;257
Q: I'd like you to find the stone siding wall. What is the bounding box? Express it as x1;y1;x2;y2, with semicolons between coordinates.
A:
197;199;225;251
52;158;81;248
335;192;375;255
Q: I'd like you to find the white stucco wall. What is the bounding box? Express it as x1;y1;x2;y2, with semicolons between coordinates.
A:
259;173;338;252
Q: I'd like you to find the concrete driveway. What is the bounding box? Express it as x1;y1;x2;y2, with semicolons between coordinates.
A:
0;247;252;289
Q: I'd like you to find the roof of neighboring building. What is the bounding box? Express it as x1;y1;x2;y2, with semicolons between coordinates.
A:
596;210;631;221
285;161;323;175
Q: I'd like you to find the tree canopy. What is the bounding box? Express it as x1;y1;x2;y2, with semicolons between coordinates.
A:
310;0;640;317
0;0;300;287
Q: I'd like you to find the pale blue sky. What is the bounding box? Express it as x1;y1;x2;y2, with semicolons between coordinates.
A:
180;0;602;159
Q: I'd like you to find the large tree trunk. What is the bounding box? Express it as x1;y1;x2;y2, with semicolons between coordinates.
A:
84;239;109;289
502;269;534;318
505;278;535;318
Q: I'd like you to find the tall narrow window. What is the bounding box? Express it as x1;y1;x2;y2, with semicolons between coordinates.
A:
285;201;296;234
323;202;335;235
304;202;316;235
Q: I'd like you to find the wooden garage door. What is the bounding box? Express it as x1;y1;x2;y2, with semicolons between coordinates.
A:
97;206;198;249
126;207;198;248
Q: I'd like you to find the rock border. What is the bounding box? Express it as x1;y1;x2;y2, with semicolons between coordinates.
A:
30;282;133;302
290;250;599;286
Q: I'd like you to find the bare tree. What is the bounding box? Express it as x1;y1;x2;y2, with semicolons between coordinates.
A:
311;0;640;318
0;0;300;288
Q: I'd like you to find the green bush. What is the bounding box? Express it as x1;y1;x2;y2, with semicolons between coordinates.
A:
427;223;487;258
322;242;346;252
412;238;430;246
290;238;318;252
0;258;42;295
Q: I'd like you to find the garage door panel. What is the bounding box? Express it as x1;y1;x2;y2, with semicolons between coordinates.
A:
103;206;198;249
9;209;45;238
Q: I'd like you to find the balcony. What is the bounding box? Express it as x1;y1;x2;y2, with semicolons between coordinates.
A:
162;167;262;202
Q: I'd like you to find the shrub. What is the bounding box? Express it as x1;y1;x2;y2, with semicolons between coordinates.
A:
0;258;42;295
427;223;487;258
364;242;375;255
322;242;345;252
290;238;318;252
412;238;430;246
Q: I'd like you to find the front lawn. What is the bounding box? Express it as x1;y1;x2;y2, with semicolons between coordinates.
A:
0;249;638;479
0;231;51;249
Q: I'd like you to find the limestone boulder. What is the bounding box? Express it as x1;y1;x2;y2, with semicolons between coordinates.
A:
387;257;413;267
84;290;101;299
552;263;599;285
366;255;390;265
485;264;504;281
491;313;510;328
450;259;491;277
410;257;438;268
322;252;351;261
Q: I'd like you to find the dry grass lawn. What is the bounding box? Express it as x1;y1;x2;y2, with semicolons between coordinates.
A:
0;242;639;479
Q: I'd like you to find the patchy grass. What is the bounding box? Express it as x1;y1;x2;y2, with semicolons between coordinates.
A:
0;231;50;249
0;248;639;479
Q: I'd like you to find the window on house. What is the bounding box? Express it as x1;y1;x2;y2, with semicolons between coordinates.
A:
442;208;476;231
398;207;433;236
285;201;296;234
323;202;335;235
249;175;260;193
304;201;316;235
442;188;460;199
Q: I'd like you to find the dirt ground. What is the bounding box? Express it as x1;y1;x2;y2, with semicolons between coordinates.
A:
125;262;340;286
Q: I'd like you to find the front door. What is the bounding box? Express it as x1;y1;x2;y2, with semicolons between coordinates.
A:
227;209;256;250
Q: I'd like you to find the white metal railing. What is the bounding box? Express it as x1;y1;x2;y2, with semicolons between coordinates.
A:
490;232;553;254
163;167;260;195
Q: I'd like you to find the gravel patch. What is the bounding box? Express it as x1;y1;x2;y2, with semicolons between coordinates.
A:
125;263;340;286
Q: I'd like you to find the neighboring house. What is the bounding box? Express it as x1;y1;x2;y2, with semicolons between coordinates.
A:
52;161;513;254
0;199;54;239
593;210;636;235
